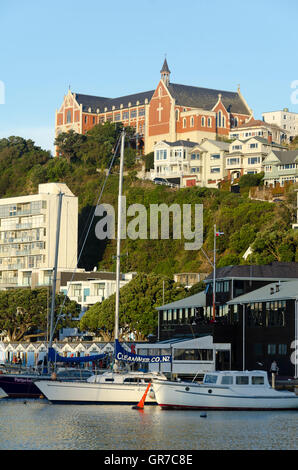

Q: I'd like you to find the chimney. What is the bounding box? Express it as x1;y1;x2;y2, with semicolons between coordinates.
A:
275;284;280;293
268;133;272;144
270;287;275;295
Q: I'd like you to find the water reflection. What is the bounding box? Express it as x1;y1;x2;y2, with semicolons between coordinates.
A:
0;399;297;450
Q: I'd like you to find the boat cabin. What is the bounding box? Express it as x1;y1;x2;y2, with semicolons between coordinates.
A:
202;370;269;387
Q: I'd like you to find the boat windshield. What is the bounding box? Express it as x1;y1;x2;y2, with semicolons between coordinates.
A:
204;374;218;384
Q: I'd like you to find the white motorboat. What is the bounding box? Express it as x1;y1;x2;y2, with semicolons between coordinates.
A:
152;370;298;410
35;370;167;404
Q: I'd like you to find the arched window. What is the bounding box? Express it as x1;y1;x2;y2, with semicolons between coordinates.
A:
175;109;179;121
183;118;186;128
158;87;162;97
222;116;225;128
207;117;211;127
67;110;71;123
190;116;194;127
218;111;222;128
234;117;238;127
201;117;205;127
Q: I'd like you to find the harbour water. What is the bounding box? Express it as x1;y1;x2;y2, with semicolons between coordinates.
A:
0;398;297;451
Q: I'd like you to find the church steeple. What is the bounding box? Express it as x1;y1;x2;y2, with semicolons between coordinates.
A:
160;58;170;86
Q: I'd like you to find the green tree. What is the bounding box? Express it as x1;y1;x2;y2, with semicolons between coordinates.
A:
54;130;86;162
80;273;187;340
0;288;80;341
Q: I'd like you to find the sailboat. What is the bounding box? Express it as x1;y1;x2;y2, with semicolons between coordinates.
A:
34;130;169;404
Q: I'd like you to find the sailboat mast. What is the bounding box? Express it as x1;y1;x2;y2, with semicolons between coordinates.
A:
114;130;125;342
49;191;64;349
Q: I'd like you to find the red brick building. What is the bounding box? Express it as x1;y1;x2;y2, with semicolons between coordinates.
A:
55;60;253;155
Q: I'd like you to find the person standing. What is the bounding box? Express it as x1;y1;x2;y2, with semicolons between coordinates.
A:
270;360;279;388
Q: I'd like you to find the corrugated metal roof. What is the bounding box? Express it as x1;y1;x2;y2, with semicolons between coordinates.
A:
156;291;206;310
227;280;298;304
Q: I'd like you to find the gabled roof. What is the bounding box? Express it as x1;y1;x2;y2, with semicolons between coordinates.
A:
234;118;285;133
227;280;298;304
167;83;250;115
74;90;155;113
162;140;199;148
200;139;230;151
156;291;206;310
269;150;298;164
204;262;298;282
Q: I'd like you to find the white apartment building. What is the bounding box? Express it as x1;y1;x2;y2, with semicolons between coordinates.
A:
0;183;78;289
262;108;298;140
151;139;229;188
60;272;136;314
226;136;286;181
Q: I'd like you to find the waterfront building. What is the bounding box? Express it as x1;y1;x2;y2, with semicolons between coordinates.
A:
0;183;78;290
227;280;298;378
55;59;253;156
263;149;298;187
262;108;298;140
157;262;298;376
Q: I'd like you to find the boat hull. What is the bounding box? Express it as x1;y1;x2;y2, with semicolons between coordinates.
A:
153;381;298;410
0;375;47;398
35;380;157;405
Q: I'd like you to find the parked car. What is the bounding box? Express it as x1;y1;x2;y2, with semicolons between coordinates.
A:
153;177;179;188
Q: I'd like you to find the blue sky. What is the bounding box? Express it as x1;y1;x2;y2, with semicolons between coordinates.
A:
0;0;297;154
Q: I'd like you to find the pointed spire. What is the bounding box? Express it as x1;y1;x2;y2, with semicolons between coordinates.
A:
160;57;170;74
160;57;170;86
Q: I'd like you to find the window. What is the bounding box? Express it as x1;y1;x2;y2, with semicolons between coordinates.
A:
267;344;276;355
201;117;205;127
211;154;220;160
221;375;233;385
248;157;260;165
138;108;145;117
204;374;218;384
130;109;137;118
227;158;240;165
175;109;179;121
190;117;194;127
66;110;71;123
217;111;222;128
122;111;129;120
183;118;186;128
278;344;287;355
210;167;220;173
249;143;258;148
207;117;211;127
251;376;264;385
114;113;121;121
236;376;249;385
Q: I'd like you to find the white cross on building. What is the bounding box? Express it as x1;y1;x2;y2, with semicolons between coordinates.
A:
157;102;163;122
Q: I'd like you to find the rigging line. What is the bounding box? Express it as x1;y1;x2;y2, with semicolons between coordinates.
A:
51;134;122;335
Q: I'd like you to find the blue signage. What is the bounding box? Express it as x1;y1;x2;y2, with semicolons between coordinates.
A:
115;340;172;363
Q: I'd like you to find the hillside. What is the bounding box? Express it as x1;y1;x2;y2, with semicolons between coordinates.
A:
1;131;298;278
